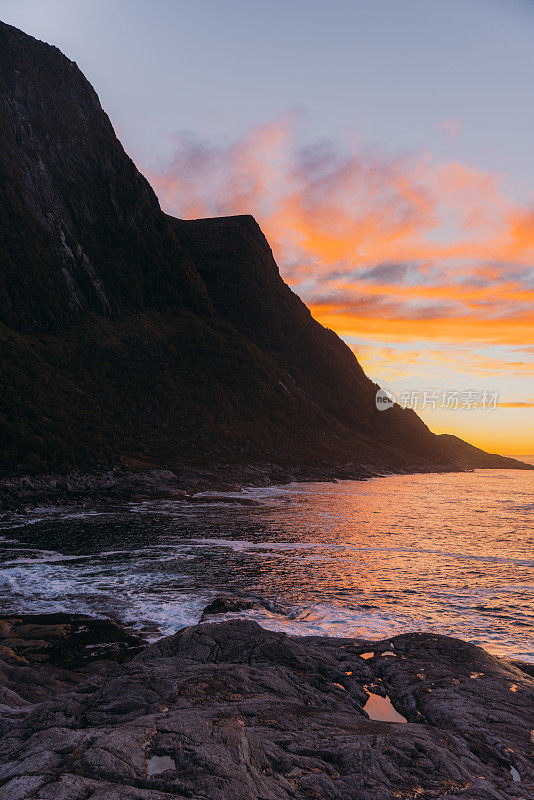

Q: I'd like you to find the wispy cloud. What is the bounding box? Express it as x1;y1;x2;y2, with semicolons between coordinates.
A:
438;118;462;143
498;400;534;408
353;343;534;382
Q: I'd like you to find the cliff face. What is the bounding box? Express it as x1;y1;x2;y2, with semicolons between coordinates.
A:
0;21;208;331
0;20;529;475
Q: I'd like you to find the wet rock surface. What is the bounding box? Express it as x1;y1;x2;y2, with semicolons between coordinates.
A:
0;618;532;799
0;614;144;707
201;593;283;619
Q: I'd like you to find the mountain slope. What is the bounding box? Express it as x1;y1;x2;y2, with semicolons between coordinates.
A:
171;215;530;469
0;20;209;331
172;215;450;461
0;20;530;476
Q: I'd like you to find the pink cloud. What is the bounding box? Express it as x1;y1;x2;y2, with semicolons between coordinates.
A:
140;119;534;351
438;117;462;143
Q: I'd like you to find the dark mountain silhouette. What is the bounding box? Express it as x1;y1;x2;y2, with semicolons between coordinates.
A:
0;20;529;477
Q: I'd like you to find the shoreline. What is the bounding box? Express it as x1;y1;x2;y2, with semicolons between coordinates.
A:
0;461;474;512
2;449;532;511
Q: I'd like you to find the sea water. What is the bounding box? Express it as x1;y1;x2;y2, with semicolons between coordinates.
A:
1;463;532;661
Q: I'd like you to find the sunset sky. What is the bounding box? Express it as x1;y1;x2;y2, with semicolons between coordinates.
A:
4;0;534;454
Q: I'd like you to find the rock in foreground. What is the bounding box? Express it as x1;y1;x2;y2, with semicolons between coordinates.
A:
0;619;532;799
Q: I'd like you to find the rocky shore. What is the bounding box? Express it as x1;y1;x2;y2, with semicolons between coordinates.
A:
0;462;459;512
0;611;532;799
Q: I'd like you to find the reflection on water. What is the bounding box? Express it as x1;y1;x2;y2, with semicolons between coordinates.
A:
0;465;533;661
363;692;407;723
147;755;175;777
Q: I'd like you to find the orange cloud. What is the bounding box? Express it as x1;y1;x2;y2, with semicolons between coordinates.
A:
310;303;534;346
353;344;534;382
143;119;534;378
146;119;534;272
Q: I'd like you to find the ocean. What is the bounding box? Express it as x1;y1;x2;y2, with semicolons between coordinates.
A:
1;462;532;661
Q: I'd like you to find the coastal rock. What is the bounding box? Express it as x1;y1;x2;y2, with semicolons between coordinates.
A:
201;595;258;616
200;594;284;618
0;614;144;706
0;619;531;799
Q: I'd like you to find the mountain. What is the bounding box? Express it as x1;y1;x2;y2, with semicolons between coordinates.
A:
0;20;209;330
0;20;530;478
